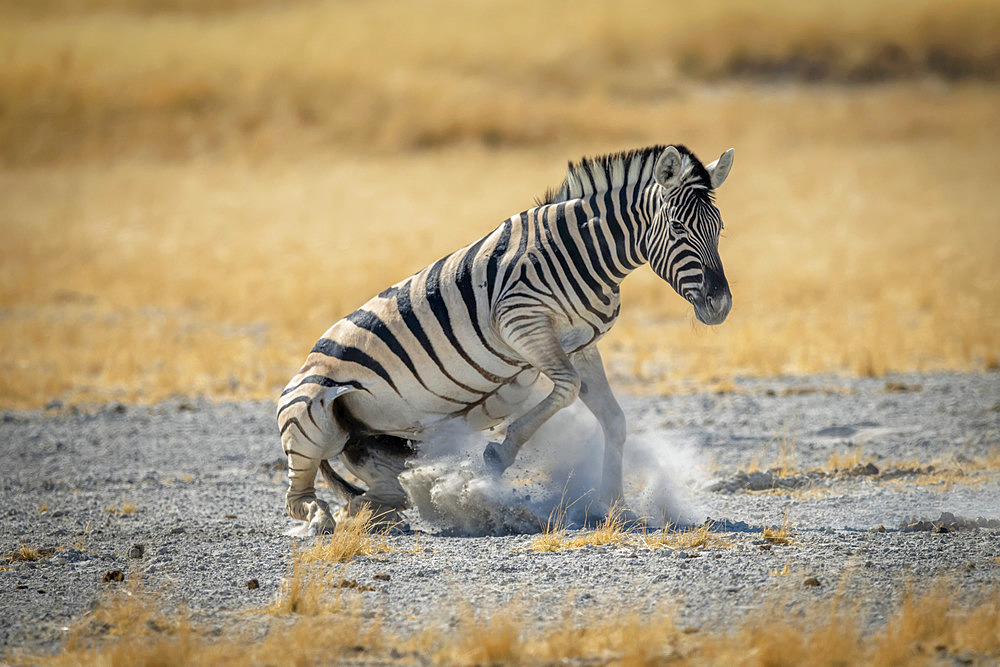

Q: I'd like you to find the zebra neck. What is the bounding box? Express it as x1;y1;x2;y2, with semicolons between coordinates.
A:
568;195;650;289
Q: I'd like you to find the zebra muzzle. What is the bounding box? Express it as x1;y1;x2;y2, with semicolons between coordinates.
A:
691;268;732;325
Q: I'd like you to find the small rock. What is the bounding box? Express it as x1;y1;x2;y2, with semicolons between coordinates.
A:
803;577;822;587
37;589;46;594
128;544;144;559
15;585;27;590
224;514;237;519
246;579;260;590
45;400;63;411
102;569;125;583
853;462;879;476
170;527;185;534
372;573;390;582
885;381;921;393
870;525;886;533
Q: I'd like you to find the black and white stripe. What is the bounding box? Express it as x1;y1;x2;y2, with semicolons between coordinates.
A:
277;144;735;533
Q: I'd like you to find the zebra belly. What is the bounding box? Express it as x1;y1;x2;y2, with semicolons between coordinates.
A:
338;367;541;438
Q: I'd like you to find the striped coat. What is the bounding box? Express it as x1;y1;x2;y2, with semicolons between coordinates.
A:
278;144;734;533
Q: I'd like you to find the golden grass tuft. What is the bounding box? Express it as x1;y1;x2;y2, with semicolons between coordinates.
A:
297;506;394;564
74;521;91;551
104;498;137;515
762;513;796;546
826;449;864;470
8;544;44;562
769;558;793;577
427;602;682;666
267;559;343;617
439;607;523;666
529;502;632;553
644;522;734;551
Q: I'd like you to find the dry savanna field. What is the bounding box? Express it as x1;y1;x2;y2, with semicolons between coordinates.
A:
1;0;998;408
1;2;1000;664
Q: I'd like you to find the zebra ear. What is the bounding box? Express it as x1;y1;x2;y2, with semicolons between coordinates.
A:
705;148;735;189
653;146;684;189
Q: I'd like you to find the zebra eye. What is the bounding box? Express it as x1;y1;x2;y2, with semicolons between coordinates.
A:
671;221;686;235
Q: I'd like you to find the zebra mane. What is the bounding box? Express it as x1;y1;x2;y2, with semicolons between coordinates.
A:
539;144;713;206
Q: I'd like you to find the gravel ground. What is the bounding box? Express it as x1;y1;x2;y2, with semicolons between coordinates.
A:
1;371;998;656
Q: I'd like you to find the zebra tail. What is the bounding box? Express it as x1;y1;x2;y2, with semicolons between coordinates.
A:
319;459;366;501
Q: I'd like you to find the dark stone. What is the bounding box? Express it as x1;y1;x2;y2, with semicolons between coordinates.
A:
246;579;260;590
102;569;125;583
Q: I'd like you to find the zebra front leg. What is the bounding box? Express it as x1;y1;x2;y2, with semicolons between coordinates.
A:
484;317;580;475
572;346;629;512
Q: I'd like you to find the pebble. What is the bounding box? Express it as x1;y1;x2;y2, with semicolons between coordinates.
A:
803;577;821;587
102;570;125;583
128;544;145;559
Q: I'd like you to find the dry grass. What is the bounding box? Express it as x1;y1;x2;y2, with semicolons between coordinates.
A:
644;522;734;551
268;558;344;617
769;558;793;577
74;521;91;551
827;449;865;470
529;502;633;553
297;506;394;564
24;573;1000;666
40;562;385;666
762;513;796;545
432;607;683;665
532;510;735;553
1;1;999;410
104;498;137;515
8;544;45;562
2;0;999;164
746;426;800;477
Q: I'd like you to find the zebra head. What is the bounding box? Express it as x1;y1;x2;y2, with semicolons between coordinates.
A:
646;145;734;325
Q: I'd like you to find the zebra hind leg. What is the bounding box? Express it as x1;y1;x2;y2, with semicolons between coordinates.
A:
339;432;416;532
319;459;365;501
278;384;355;536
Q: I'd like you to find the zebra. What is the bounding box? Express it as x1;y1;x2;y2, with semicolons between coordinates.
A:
277;144;734;534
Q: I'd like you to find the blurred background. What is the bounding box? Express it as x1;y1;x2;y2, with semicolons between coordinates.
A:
1;0;998;408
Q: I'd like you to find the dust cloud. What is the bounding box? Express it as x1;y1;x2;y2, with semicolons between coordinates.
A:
399;403;708;536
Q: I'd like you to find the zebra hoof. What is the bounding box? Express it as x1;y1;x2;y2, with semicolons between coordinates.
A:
482;442;509;477
306;511;337;537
